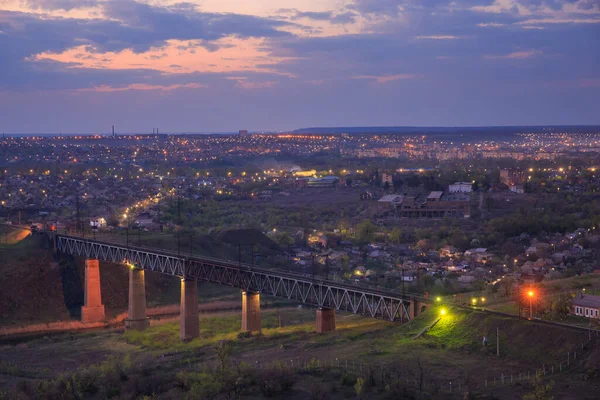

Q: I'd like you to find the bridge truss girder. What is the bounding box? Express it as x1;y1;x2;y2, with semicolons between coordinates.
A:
56;235;411;322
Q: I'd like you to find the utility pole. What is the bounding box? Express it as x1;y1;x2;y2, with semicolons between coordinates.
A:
496;327;500;356
177;195;181;257
76;190;81;236
401;266;405;298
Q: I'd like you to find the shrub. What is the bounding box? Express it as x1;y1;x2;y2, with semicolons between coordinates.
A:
237;331;252;339
177;371;222;400
257;368;296;397
340;372;357;386
72;369;100;397
354;377;365;398
309;383;327;400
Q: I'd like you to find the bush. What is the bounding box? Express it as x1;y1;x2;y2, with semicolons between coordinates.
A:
257;368;296;397
309;383;327;400
177;372;222;400
354;377;365;398
340;372;357;386
237;331;252;339
72;369;100;397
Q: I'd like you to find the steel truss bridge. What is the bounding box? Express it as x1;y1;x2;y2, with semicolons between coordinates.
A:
55;234;413;322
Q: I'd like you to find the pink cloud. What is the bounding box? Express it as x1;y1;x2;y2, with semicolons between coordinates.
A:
75;83;205;93
484;50;542;59
226;77;278;89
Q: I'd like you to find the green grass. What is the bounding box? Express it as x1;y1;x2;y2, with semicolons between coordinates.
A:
124;309;317;351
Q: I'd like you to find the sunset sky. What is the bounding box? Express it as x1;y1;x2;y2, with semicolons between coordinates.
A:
1;0;599;133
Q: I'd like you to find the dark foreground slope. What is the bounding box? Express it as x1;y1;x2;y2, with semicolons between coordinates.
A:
1;305;598;399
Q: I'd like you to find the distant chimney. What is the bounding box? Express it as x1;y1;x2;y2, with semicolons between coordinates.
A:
112;125;115;137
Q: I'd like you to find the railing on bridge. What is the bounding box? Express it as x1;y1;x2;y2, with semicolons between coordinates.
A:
55;234;412;322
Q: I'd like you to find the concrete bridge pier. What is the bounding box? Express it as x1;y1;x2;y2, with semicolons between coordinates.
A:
180;278;199;341
241;291;261;333
124;267;149;330
409;297;428;320
81;259;105;322
316;308;336;333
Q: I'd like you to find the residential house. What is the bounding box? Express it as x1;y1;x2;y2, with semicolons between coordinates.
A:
440;245;459;258
377;194;402;210
571;294;600;319
464;248;487;257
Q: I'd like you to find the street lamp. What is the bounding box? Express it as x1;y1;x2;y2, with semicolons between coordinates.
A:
527;290;534;319
440;308;447;316
471;298;477;307
436;296;442;303
124;214;129;248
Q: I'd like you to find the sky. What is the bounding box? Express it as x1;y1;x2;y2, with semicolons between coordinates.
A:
0;0;599;133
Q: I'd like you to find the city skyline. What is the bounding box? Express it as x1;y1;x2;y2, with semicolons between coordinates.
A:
1;0;599;133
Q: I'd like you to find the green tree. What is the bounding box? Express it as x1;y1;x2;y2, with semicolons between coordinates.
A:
354;377;365;398
339;254;351;271
548;294;573;320
185;373;222;400
357;220;377;243
389;228;403;244
273;232;294;248
522;377;554;400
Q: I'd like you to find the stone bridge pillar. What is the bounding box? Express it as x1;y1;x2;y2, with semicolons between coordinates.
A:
125;267;149;330
241;291;261;333
409;298;428;320
180;278;199;341
81;259;105;322
316;308;336;333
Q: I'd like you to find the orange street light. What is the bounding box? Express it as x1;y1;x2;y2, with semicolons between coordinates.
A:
527;290;534;319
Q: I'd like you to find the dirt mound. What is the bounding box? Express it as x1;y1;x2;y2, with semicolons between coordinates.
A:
0;236;180;326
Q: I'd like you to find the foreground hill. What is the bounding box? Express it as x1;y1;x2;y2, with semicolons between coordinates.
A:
1;303;598;399
0;233;242;327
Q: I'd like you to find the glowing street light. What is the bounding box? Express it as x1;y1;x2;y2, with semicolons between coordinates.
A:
436;296;442;303
440;308;447;316
527;290;534;319
471;298;477;306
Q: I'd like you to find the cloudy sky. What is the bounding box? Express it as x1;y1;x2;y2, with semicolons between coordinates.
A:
0;0;598;133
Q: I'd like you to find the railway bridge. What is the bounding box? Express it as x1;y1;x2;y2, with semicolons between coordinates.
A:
52;233;429;340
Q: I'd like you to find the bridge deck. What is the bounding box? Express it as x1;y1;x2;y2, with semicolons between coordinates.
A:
55;234;414;322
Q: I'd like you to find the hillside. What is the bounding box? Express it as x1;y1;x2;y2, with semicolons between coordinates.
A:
0;235;238;327
1;305;599;398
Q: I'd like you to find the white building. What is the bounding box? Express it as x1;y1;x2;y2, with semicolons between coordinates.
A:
449;182;473;193
89;217;107;228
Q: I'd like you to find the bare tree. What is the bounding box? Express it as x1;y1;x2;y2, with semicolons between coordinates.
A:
407;356;425;392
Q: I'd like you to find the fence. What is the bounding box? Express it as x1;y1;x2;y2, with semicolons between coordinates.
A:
220;331;600;396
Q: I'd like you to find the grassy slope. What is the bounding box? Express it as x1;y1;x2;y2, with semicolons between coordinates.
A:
1;305;599;398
